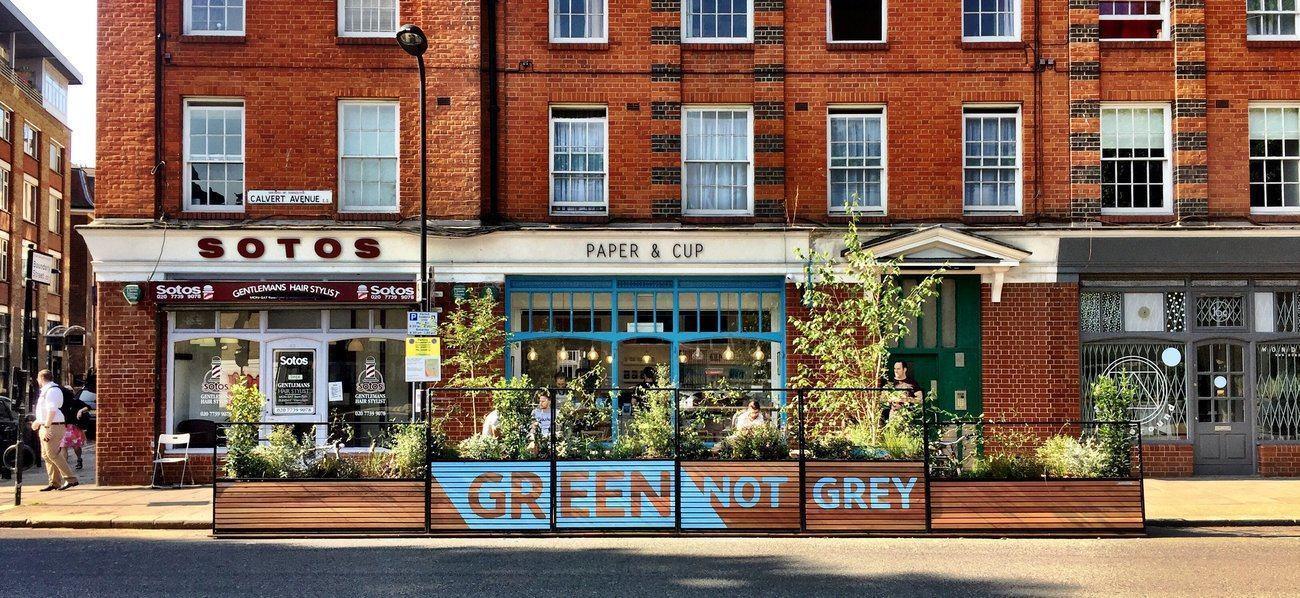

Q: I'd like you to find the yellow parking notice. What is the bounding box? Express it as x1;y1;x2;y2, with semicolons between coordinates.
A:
405;337;442;381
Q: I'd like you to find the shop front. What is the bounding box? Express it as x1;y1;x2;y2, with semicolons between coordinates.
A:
1064;235;1300;476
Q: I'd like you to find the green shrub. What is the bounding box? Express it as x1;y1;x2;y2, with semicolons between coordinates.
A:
880;422;923;460
608;365;711;459
304;453;361;479
253;425;308;479
961;453;1045;480
223;377;266;478
387;423;429;478
716;425;789;460
1091;375;1137;477
457;434;507;461
1035;435;1106;478
807;435;857;460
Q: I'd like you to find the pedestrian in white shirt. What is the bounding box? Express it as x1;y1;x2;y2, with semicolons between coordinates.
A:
31;369;78;491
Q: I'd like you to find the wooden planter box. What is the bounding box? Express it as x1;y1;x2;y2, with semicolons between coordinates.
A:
930;480;1144;533
214;480;427;534
680;461;800;531
804;461;928;532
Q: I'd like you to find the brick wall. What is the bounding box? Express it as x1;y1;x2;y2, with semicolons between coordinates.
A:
1258;444;1300;477
1143;443;1194;477
94;280;161;486
981;283;1080;421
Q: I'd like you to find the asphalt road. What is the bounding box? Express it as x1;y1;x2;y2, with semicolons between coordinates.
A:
2;527;1298;597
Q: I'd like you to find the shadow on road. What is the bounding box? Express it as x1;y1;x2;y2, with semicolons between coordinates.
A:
6;534;1070;597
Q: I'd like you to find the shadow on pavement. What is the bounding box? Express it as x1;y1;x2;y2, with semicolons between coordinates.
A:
3;535;1070;598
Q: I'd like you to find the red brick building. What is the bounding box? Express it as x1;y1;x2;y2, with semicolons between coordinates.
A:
88;0;1300;483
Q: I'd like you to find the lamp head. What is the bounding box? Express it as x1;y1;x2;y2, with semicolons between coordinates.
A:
396;24;428;57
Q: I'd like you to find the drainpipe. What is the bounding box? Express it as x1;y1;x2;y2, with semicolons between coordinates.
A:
484;0;501;222
152;0;167;467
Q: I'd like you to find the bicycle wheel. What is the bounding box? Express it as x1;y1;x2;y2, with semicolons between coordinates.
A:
2;444;37;472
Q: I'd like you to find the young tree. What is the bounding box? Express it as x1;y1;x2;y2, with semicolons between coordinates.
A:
790;219;943;439
441;287;506;423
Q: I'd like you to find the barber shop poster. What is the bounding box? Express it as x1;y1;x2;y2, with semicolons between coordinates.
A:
272;350;315;415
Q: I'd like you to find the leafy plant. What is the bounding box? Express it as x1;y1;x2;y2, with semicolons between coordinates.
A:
879;420;923;460
387;423;430;478
1091;375;1137;477
610;365;710;459
224;377;266;478
552;366;614;459
304;453;361;479
960;453;1045;480
456;434;507;461
716;425;789;460
442;286;507;425
255;425;308;479
789;216;943;440
1036;435;1106;478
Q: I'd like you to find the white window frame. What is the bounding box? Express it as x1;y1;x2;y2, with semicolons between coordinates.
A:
0;159;10;213
1248;0;1300;40
0;103;11;142
183;98;246;213
683;0;755;43
1100;102;1174;215
1248;102;1300;214
48;189;62;234
0;234;8;283
681;105;755;216
962;104;1023;214
961;0;1021;42
826;106;888;215
22;122;37;158
338;99;401;214
49;141;64;174
550;0;608;43
184;0;247;35
826;0;888;43
337;0;400;38
549;105;609;216
1098;0;1169;41
22;175;37;223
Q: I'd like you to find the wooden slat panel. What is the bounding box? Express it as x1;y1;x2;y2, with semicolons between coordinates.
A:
930;480;1144;532
680;462;800;530
804;461;927;532
215;481;426;533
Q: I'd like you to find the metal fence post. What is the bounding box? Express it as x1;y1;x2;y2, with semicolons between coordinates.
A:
550;386;558;533
211;427;219;534
797;388;806;534
673;388;682;534
922;412;932;532
424;388;433;534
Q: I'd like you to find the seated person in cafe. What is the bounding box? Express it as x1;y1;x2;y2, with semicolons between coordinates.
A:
552;371;570;405
531;390;554;437
732;399;768;431
481;408;500;437
628;366;656;412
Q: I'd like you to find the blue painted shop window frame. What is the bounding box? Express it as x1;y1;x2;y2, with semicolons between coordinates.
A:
504;276;788;432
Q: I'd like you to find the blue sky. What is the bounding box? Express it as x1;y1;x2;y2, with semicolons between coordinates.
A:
15;0;96;166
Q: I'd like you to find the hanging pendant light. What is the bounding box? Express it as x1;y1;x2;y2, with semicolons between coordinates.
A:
558;346;567;360
347;338;365;352
752;346;765;360
605;354;614;364
678;353;687;363
723;346;735;361
587;346;599;361
527;346;538;361
693;347;703;360
642;353;652;364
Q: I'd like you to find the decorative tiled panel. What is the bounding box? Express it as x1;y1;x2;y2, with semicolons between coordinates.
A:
1164;292;1186;332
1081;292;1123;333
1196;294;1245;328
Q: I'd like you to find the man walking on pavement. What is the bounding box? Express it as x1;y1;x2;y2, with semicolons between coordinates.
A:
31;369;78;491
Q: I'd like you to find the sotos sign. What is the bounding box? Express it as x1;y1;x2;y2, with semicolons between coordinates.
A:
197;237;380;260
153;281;418;304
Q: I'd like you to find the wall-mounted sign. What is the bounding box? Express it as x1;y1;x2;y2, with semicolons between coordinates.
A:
585;242;706;261
27;250;57;285
197;237;380;260
122;283;143;305
246;190;333;205
405;337;442;382
272;350;315;415
407;311;438;336
154;281;418;304
452;285;496;302
328;381;344;403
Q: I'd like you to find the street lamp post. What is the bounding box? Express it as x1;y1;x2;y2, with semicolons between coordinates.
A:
396;24;430;311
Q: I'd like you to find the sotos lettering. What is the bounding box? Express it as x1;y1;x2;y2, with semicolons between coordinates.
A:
279;355;310;366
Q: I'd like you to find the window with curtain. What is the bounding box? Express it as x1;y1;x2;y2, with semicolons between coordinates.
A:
550;107;608;215
22;123;37;158
184;100;245;210
339;101;399;212
186;0;245;34
339;0;398;36
552;0;607;41
684;0;751;42
1099;0;1167;39
683;107;752;215
963;0;1019;40
1250;105;1300;211
827;108;885;213
1100;105;1169;212
1248;0;1299;38
963;106;1020;211
0;164;9;212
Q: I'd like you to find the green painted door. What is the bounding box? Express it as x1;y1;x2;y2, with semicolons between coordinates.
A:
891;275;982;416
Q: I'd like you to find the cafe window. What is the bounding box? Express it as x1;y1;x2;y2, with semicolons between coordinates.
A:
170;337;261;446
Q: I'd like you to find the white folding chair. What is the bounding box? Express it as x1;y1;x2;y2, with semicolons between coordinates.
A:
151;433;192;488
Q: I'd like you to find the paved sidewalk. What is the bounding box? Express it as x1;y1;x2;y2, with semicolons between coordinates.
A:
0;477;1297;530
0;484;210;529
1144;478;1300;526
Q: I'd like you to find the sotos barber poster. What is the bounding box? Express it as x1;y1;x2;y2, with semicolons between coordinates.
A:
273;350;315;415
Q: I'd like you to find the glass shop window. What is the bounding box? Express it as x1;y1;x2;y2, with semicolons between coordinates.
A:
171;338;260;447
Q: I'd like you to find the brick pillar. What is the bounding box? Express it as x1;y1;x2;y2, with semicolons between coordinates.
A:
1067;0;1101;222
94;281;160;486
649;0;684;219
753;1;786;221
1172;0;1208;221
